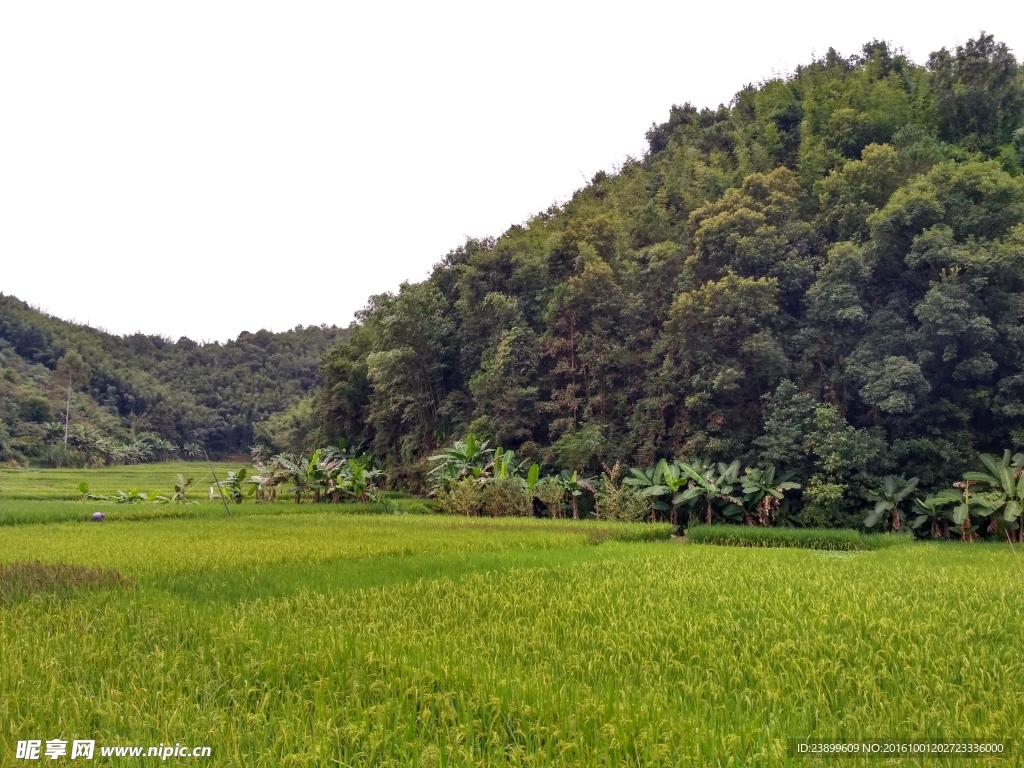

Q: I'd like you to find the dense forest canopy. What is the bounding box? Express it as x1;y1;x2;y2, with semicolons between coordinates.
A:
0;294;343;464
313;33;1024;523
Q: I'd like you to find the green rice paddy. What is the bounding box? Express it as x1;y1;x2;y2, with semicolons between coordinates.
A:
1;468;1022;765
0;461;243;501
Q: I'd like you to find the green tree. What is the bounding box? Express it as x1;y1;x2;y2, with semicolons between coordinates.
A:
55;351;91;448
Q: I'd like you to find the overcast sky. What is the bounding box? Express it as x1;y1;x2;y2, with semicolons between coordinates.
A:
0;1;1018;342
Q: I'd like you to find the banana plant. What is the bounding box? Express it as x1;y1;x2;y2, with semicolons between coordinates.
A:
182;442;204;460
77;481;109;502
114;489;149;504
659;461;696;526
740;465;801;526
559;470;596;520
521;463;541;492
250;449;291;503
346;455;384;503
678;458;742;525
963;450;1024;538
172;474;194;504
910;492;958;539
944;479;1000;542
863;476;919;532
215;469;256;504
272;454;309;503
491;447;528;480
640;460;697;525
427;433;494;491
624;461;675;522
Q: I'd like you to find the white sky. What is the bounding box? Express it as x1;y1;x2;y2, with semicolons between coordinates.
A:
0;1;1018;342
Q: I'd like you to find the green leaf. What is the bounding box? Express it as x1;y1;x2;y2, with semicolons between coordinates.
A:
979;453;1000;477
1003;500;1022;522
894;477;919;501
640;485;670;498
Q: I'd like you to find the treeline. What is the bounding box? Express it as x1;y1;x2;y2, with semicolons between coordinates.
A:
0;295;344;465
428;433;1024;541
314;33;1024;528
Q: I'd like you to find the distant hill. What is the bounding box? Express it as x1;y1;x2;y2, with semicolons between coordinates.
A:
0;293;345;465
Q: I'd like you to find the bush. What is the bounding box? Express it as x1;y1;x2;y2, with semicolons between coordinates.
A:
686;524;912;551
482;477;532;517
595;464;651;522
533;477;566;518
436;479;485;516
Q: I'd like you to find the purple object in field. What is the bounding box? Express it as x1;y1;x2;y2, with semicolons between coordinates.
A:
91;511;106;522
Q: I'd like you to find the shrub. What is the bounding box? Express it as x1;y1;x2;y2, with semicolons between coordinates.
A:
533;477;566;518
436;479;485;516
686;524;912;551
482;477;532;517
595;464;652;522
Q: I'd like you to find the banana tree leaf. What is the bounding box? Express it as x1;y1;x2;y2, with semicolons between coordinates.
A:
1003;500;1022;522
979;454;1000;477
640;485;670;497
721;503;744;518
893;477;919;500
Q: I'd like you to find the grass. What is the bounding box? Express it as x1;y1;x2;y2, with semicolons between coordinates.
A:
686;523;912;550
0;562;131;604
0;461;243;500
0;462;435;523
0;498;434;527
0;511;1021;765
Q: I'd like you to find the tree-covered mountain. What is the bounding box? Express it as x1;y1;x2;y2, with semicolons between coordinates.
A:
0;294;344;465
314;33;1024;522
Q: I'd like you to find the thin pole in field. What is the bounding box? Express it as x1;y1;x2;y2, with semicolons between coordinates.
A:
205;451;231;517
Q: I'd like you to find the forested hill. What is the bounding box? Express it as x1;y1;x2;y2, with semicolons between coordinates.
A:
316;33;1024;510
0;294;344;464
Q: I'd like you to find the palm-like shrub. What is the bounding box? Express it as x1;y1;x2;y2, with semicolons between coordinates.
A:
910;493;958;539
963;450;1024;539
863;476;919;532
740;465;801;526
677;459;743;525
426;434;494;492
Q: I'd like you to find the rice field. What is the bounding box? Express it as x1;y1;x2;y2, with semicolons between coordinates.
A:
1;510;1022;766
0;461;243;500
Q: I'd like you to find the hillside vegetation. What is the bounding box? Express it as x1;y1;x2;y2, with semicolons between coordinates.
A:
312;34;1024;525
0;295;343;464
5;33;1024;529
